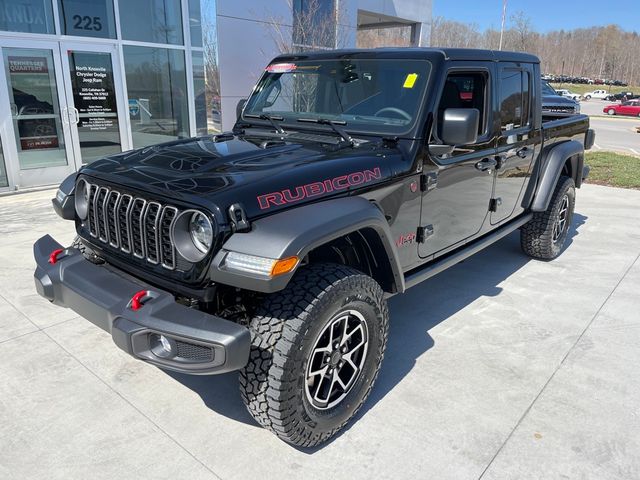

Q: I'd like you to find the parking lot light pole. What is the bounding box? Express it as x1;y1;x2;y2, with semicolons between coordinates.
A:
499;0;508;50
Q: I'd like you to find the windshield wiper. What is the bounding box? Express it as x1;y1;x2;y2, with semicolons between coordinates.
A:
244;113;286;134
297;118;354;146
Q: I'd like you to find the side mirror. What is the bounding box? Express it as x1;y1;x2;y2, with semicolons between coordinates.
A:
441;108;479;146
236;98;247;120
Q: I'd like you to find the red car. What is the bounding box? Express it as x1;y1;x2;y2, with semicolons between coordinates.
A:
603;99;640;117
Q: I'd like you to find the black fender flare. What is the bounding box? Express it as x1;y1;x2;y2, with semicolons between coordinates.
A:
209;196;404;294
531;140;584;212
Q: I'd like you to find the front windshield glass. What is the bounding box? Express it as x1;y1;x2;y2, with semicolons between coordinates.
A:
541;81;557;96
243;59;431;135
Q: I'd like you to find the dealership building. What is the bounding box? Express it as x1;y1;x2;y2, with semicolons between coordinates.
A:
0;0;431;192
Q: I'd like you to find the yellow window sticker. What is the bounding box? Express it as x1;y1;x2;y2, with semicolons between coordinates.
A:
403;73;418;88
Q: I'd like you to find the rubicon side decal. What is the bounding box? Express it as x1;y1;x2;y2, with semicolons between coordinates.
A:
257;167;382;210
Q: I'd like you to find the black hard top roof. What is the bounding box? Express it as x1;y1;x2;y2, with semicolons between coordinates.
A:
273;47;540;64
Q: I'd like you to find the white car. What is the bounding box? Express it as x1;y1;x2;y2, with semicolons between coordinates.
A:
556;89;581;101
583;89;609;100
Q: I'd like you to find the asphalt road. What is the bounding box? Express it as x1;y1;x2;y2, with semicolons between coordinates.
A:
1;186;639;479
578;99;639;155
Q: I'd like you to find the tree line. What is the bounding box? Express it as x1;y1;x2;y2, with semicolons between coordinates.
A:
430;14;640;85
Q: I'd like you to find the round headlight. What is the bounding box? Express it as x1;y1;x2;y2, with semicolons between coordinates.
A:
189;212;213;253
171;209;216;262
74;179;90;220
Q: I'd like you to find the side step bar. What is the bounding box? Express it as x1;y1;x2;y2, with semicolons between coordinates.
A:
402;213;533;292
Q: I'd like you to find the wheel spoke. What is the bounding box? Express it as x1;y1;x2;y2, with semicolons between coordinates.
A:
305;309;370;410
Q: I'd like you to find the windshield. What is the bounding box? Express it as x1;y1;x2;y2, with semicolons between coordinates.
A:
243;59;431;135
541;81;558;96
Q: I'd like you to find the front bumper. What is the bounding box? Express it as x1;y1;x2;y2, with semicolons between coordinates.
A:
34;235;250;375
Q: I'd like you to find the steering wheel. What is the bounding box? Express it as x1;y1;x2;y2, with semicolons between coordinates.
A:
374;107;412;121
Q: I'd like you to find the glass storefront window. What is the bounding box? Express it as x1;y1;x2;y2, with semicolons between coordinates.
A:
0;0;55;34
119;0;183;45
57;0;116;38
3;48;69;169
68;50;122;162
123;45;188;148
188;0;202;47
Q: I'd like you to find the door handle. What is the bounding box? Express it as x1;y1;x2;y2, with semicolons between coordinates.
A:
516;147;529;159
72;107;80;124
475;158;497;172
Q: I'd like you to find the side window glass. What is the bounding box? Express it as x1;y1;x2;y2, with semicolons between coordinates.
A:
500;69;532;131
435;71;488;155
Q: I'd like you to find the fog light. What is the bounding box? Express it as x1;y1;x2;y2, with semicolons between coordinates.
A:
150;333;176;358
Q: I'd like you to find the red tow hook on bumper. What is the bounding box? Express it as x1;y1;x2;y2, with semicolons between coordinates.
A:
48;248;65;265
130;290;151;311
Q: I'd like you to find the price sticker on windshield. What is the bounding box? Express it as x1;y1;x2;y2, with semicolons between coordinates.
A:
403;73;418;88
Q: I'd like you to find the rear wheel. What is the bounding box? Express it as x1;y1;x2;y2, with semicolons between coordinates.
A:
608;108;616;115
585;95;591;100
239;263;389;447
521;175;575;260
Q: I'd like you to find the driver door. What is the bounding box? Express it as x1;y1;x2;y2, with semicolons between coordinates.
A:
419;65;497;259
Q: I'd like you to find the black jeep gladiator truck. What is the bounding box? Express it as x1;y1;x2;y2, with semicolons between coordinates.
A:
34;48;594;447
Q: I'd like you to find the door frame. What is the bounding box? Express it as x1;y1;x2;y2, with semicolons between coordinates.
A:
0;37;78;188
59;40;131;166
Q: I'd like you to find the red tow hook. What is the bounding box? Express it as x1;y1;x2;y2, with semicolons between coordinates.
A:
130;290;150;311
48;248;65;265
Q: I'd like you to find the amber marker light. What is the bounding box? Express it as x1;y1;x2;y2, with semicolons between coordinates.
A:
270;256;299;276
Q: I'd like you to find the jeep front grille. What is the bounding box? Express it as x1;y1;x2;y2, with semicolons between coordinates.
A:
86;183;178;269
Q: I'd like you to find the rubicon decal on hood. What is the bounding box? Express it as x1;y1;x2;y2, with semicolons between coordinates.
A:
257;167;382;210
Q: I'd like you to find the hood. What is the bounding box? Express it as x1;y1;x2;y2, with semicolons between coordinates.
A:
81;133;402;220
542;94;578;106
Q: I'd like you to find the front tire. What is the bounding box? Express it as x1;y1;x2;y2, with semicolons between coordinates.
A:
521;175;575;260
608;108;616;115
239;263;389;447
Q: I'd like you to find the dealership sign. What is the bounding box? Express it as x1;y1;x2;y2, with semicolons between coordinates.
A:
8;56;48;74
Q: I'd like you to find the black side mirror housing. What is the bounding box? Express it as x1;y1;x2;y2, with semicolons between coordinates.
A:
441;108;480;146
236;98;247;120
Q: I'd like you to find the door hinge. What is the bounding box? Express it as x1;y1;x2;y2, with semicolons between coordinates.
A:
417;224;434;243
420;172;438;192
489;197;502;212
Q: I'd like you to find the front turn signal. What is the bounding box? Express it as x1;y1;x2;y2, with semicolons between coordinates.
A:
270;256;299;276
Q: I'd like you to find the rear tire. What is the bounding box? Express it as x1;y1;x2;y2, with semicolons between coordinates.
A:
239;263;389;447
521;176;575;260
608;109;616;115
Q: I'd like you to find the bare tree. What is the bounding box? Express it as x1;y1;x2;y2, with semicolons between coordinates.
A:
266;0;348;54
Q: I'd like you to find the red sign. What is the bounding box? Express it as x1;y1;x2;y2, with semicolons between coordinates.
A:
8;56;49;74
20;136;59;150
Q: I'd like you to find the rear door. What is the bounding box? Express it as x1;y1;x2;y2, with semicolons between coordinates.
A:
491;63;537;224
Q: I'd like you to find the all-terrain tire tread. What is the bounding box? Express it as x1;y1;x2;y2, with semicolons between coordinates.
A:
239;263;388;447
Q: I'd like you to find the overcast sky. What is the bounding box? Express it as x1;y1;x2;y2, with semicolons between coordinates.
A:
433;0;639;33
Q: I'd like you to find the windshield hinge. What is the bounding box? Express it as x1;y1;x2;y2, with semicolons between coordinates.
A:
420;172;438;192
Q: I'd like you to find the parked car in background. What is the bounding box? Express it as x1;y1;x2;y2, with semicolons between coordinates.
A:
542;81;581;118
603;99;640;117
584;89;609;100
605;91;636;102
556;89;582;101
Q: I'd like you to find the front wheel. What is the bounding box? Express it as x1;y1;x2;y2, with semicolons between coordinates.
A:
239;264;389;447
521;175;575;260
608;108;616;115
585;95;591;100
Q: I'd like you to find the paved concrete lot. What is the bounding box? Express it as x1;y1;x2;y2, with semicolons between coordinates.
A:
1;185;639;480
